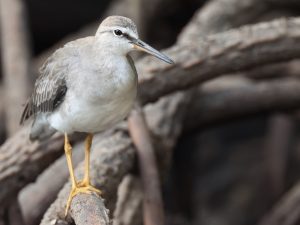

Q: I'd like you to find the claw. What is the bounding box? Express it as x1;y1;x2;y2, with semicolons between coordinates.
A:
65;183;102;216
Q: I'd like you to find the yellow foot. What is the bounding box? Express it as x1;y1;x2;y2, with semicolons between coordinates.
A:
65;182;102;216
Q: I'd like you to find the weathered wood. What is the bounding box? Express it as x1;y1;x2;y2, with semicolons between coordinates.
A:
184;78;300;129
0;127;64;208
177;0;269;45
137;17;300;105
113;175;143;225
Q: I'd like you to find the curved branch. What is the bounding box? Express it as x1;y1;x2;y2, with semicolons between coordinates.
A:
184;78;300;129
177;0;269;45
137;17;300;104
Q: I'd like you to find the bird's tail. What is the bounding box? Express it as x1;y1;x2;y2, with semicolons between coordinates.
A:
30;114;56;141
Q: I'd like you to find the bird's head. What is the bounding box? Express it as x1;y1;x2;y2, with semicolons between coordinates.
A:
96;16;174;64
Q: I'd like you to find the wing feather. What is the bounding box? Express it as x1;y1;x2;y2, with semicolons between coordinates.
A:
20;48;70;124
20;36;95;124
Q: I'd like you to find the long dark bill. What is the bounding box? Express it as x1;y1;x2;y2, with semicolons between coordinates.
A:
131;38;174;64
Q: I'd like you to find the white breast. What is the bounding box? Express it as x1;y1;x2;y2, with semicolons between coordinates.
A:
48;55;137;134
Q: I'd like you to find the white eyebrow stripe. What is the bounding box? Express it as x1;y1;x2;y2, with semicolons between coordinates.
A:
96;26;138;39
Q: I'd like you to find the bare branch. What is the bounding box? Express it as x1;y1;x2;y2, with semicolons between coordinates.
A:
137;17;300;105
184;78;300;129
177;0;269;44
128;104;165;225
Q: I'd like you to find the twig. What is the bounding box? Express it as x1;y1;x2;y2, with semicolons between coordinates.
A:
0;0;32;135
128;103;165;225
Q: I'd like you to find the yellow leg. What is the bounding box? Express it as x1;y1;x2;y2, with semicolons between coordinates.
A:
64;133;101;216
78;134;102;194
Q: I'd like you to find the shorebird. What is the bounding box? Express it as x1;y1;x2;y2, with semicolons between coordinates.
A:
20;16;173;215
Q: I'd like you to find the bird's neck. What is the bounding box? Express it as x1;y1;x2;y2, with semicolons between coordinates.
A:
93;38;126;56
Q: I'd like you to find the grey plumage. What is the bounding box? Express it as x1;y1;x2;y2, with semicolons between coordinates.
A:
20;16;173;141
20;47;70;124
19;16;173;216
98;16;137;35
20;40;84;140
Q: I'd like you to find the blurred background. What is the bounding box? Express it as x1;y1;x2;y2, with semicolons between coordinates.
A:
2;0;300;225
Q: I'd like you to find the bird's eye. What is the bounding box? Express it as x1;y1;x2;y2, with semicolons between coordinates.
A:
114;29;123;36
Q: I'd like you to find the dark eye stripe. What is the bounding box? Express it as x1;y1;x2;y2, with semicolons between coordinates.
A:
123;33;134;41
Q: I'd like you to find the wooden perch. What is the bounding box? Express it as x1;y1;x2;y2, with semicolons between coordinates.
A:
40;130;135;225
